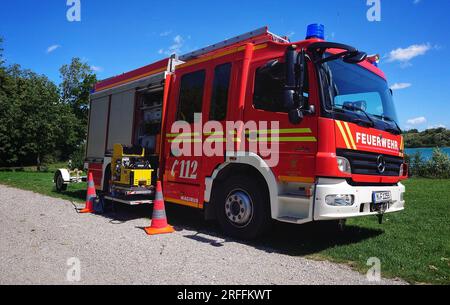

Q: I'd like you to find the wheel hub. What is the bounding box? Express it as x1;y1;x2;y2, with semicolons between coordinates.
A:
225;190;253;227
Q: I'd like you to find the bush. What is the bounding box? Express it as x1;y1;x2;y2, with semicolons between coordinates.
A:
406;147;450;179
410;152;427;177
427;148;450;179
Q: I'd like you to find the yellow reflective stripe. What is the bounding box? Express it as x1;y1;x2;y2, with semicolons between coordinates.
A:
96;67;167;92
279;176;315;183
168;139;202;143
245;128;312;135
168;128;313;138
179;44;268;69
249;137;317;142
167;132;201;138
165;197;200;208
203;131;225;136
399;137;404;157
343;122;357;150
169;138;241;143
168;137;316;143
336;121;351;149
205;138;241;143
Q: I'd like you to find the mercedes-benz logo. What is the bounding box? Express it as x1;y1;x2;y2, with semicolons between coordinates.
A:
377;155;386;174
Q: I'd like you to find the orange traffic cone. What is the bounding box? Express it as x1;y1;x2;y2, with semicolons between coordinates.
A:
80;172;96;214
144;181;175;235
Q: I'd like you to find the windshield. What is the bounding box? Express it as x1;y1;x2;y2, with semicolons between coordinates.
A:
320;57;400;129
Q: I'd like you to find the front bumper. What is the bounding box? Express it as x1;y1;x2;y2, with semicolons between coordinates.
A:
314;178;405;220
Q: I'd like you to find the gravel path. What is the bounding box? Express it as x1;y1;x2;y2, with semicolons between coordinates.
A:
0;184;406;285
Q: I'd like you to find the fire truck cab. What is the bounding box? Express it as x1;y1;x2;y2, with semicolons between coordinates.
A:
85;24;407;239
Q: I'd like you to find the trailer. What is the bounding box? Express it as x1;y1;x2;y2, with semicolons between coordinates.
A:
54;165;87;192
59;24;408;239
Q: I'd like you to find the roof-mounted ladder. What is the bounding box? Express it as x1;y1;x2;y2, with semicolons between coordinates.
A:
179;27;289;62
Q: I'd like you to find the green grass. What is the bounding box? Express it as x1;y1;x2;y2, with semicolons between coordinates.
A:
0;171;86;203
0;170;448;284
310;178;450;284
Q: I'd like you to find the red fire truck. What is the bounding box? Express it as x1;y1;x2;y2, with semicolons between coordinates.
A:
80;24;407;239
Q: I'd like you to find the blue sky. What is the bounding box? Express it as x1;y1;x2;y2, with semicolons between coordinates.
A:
1;0;449;130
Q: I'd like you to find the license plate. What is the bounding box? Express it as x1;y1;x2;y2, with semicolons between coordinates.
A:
373;191;392;204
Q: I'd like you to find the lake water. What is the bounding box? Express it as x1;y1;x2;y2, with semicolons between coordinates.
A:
405;147;450;160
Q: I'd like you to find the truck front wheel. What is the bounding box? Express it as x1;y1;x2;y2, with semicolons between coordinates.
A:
213;176;271;240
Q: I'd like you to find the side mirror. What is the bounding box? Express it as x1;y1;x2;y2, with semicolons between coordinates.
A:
283;46;297;112
285;46;312;125
283;89;295;110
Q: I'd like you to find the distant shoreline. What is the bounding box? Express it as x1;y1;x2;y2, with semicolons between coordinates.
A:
405;146;450;149
405;147;450;160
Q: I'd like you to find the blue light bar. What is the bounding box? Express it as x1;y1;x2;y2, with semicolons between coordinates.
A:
306;24;325;40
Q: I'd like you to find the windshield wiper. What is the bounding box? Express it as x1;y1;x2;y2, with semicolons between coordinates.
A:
355;108;375;128
334;104;375;128
373;115;402;135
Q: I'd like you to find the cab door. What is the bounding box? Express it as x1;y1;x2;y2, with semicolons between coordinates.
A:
163;65;210;209
201;61;234;181
243;57;319;183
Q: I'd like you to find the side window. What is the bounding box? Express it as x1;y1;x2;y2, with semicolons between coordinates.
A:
177;70;206;123
210;63;231;121
253;61;309;113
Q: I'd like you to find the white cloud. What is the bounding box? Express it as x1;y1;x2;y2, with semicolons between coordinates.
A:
390;83;412;90
91;66;103;72
160;30;172;37
172;35;183;48
386;43;431;64
46;44;61;54
407;117;427;126
158;34;188;55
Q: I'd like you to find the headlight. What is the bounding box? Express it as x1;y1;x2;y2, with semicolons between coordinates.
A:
326;194;355;206
337;157;351;174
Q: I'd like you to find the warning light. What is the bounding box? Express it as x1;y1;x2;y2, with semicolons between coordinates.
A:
306;24;325;40
367;54;381;67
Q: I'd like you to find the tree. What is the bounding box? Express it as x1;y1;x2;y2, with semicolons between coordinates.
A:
0;39;18;165
0;63;80;167
404;128;450;148
0;41;94;167
59;57;97;133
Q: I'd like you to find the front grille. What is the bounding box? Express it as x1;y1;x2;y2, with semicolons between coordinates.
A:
337;149;403;177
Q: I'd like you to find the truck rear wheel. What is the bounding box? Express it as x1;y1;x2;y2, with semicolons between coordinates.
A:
213;176;271;240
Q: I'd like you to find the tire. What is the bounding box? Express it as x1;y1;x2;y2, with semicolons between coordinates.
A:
213;175;271;240
54;171;67;192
